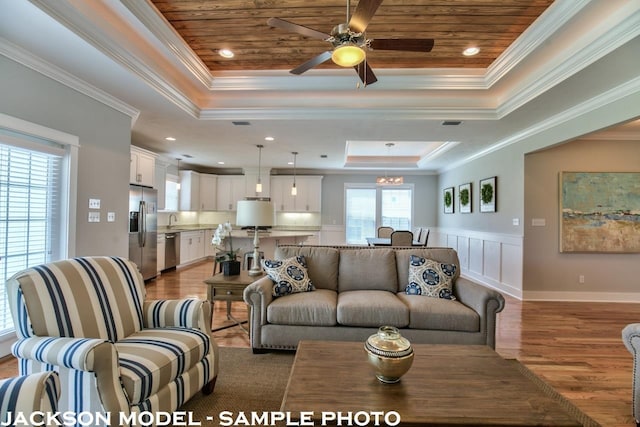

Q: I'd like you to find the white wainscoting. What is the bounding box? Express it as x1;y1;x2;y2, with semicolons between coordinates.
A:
432;228;524;299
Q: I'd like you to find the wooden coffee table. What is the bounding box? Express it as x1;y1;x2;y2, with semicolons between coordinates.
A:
281;341;585;426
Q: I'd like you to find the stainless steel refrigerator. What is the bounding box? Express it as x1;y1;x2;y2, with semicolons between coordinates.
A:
129;185;157;281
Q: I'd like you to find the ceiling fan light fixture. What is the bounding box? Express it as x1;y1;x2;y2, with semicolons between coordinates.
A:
331;44;366;67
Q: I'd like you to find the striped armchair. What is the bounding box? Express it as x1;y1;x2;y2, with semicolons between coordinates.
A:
6;256;218;425
0;371;60;424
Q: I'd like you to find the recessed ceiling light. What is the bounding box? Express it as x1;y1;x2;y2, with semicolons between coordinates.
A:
287;161;294;165
219;49;234;58
217;161;225;165
463;47;480;56
165;137;176;141
265;136;275;141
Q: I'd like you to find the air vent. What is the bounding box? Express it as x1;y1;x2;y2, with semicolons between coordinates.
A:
320;154;328;158
182;154;193;158
442;121;462;126
232;121;251;126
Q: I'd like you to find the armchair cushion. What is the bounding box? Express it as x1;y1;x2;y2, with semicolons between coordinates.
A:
115;327;211;404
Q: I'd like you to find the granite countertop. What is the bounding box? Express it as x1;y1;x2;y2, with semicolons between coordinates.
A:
158;225;320;234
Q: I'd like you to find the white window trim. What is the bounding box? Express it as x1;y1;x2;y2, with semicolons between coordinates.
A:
0;113;79;357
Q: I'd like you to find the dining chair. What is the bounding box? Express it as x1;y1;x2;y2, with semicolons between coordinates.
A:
413;227;422;242
377;226;394;238
418;228;430;246
390;230;413;246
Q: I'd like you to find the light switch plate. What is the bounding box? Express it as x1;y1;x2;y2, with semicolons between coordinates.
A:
89;198;101;209
107;212;115;222
88;212;100;223
512;218;520;226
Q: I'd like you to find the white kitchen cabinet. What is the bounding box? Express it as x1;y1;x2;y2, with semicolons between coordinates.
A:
130;146;157;188
270;175;322;212
216;175;246;211
270;176;296;212
199;174;218;211
157;233;165;272
155;160;168;211
204;229;216;257
179;170;200;211
179;230;205;265
296;176;323;212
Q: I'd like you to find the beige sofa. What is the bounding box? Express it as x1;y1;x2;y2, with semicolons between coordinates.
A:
243;245;505;353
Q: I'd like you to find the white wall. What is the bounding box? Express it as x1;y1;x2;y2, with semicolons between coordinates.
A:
0;55;132;257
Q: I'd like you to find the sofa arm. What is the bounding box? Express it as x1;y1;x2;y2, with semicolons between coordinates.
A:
243;276;274;327
143;298;211;332
454;277;505;349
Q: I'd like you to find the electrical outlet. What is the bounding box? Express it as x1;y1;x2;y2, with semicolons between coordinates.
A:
579;275;585;284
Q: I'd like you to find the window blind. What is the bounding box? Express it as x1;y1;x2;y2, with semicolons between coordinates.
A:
0;142;63;333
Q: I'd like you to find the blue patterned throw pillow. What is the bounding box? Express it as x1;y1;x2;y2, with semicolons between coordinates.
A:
405;255;457;300
262;255;315;297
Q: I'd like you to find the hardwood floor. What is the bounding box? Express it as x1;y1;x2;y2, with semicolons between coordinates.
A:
1;259;636;426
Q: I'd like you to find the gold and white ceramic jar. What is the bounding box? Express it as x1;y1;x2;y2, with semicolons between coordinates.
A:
365;326;414;383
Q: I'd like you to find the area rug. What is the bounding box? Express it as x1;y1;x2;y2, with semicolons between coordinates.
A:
180;347;294;426
179;347;601;427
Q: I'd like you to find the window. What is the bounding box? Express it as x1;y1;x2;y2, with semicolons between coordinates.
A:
0;114;77;356
345;184;414;244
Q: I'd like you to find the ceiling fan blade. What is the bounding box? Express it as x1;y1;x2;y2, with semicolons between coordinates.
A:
370;38;435;52
349;0;383;33
290;51;333;75
354;62;378;86
267;17;330;40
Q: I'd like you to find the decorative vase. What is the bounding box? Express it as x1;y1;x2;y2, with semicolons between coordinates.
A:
222;260;241;276
365;326;414;384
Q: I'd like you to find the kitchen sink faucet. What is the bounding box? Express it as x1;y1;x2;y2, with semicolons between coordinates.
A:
168;213;178;228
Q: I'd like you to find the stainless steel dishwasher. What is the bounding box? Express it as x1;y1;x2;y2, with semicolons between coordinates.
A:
164;232;180;271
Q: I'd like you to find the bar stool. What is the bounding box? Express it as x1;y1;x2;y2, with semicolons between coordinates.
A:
243;251;265;271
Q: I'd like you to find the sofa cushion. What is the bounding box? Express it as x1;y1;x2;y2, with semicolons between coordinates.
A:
275;246;339;291
337;290;409;328
116;327;210;405
267;289;337;326
405;255;457;300
262;255;315;297
338;249;397;292
394;248;461;292
396;293;479;332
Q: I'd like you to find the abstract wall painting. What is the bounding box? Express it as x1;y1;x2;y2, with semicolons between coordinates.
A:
560;172;640;253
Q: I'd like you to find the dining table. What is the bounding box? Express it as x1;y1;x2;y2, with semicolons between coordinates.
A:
366;237;423;246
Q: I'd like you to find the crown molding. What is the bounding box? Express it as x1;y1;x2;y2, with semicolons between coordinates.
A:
198;106;497;121
484;0;589;88
0;37;140;124
29;0;200;119
120;0;214;90
441;75;640;172
496;3;640;118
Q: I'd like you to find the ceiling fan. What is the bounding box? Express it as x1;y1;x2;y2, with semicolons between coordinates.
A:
267;0;434;86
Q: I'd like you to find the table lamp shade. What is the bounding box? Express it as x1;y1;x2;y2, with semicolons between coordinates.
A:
236;200;274;227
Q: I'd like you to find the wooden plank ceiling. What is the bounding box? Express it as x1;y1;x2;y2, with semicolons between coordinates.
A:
150;0;554;73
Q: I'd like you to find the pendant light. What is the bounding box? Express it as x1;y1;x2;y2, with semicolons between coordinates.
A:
291;151;298;196
176;158;181;190
376;143;404;185
255;144;263;193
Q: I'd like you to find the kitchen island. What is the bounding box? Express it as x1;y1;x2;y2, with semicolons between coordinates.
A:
157;225;319;269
